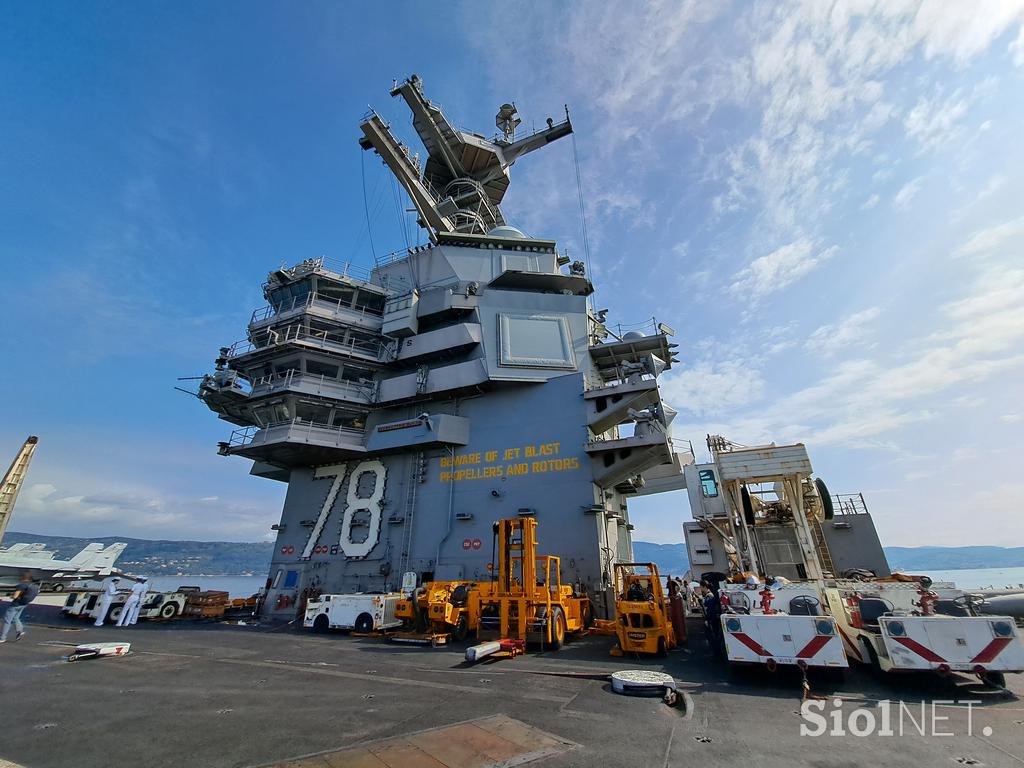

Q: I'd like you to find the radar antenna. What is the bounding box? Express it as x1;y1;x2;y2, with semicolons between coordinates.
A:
359;75;572;241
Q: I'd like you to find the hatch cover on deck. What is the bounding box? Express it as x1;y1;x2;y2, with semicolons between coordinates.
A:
259;714;577;768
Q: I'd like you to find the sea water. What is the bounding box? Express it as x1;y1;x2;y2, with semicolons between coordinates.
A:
138;566;1024;599
139;574;266;598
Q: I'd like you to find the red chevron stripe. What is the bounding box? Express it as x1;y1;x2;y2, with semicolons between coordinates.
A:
893;636;945;663
732;632;773;657
837;625;863;661
971;637;1011;664
796;634;832;659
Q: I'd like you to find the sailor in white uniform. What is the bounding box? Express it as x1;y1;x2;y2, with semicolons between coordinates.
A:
117;577;147;626
125;578;149;625
93;577;120;627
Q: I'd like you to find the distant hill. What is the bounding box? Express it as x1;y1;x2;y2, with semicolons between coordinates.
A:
2;531;273;576
631;542;690;576
629;543;1024;578
5;531;1022;577
883;546;1024;571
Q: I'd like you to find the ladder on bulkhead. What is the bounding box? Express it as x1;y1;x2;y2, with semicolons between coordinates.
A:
397;452;424;578
0;436;39;543
810;517;836;578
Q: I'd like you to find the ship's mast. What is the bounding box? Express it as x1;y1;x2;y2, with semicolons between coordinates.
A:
358;74;572;242
0;436;39;544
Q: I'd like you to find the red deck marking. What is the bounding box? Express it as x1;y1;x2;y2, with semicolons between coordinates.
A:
892;636;946;663
836;626;863;661
971;637;1012;664
796;634;832;659
732;632;773;657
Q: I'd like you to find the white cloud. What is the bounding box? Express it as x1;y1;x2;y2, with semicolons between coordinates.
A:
953;215;1024;258
893;176;924;209
806;307;881;356
14;482;275;542
730;239;837;298
903;89;971;151
1001;413;1023;423
660;360;765;418
861;194;880;210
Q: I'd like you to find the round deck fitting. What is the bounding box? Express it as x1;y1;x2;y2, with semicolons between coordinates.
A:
610;669;677;697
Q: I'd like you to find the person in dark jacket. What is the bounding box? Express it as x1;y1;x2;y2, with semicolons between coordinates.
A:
1;573;40;643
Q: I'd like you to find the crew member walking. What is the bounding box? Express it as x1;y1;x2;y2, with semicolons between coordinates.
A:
93;576;120;627
1;573;40;643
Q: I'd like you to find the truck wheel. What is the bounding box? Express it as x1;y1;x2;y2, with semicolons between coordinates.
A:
160;602;178;619
50;583;65;593
550;608;566;650
453;614;469;642
657;636;668;658
312;614;330;634
108;605;123;623
354;613;374;634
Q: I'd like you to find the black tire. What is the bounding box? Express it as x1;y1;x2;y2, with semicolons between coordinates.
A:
50;583;65;593
108;605;123;623
549;607;566;650
815;478;834;520
453;613;469;642
656;636;668;658
354;613;374;634
582;602;594;629
159;602;178;619
312;614;330;634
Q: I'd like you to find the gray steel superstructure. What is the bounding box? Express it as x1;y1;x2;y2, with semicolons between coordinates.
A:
199;76;689;618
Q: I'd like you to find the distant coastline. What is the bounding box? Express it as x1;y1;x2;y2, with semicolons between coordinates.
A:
6;531;1024;576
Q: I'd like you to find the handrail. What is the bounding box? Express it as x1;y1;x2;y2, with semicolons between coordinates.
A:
227;418;366;448
249;369;375;401
227;324;384;359
249;291;385;325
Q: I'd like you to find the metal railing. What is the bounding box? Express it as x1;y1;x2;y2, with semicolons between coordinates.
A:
832;493;869;515
227;324;384;360
226;418;366;449
249;369;375;403
249;291;384;325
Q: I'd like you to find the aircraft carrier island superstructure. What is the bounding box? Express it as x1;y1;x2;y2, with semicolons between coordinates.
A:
198;76;689;618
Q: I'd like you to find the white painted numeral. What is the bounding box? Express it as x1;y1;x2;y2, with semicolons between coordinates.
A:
303;464;348;559
339;459;387;559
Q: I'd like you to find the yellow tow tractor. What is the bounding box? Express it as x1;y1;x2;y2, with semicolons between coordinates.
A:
466;517;591;661
611;562;676;657
393;580;479;645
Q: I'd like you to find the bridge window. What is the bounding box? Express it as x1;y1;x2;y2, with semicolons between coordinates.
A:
699;470;719;498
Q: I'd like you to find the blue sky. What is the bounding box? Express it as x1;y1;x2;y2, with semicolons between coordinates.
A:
2;2;1023;547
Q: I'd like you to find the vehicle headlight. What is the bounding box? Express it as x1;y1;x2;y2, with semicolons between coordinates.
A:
886;620;906;637
815;620;834;636
725;617;742;633
991;620;1014;638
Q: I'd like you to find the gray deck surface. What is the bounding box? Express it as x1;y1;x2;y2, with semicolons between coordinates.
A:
1;606;1022;767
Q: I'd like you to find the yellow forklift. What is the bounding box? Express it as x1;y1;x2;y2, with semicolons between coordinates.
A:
470;517;590;658
394;580;479;644
611;562;676;656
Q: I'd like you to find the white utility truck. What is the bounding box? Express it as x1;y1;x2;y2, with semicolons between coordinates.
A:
62;586;191;622
684;438;848;673
303;593;403;633
683;435;1024;687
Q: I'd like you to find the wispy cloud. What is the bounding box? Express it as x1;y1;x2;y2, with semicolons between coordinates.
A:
893;176;924;210
953;215;1024;258
729;239;837;298
806;307;881;356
